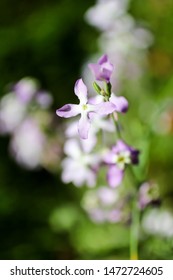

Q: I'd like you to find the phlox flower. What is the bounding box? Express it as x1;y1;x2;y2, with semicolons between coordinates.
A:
88;54;113;83
56;78;116;139
61;139;100;187
104;140;139;187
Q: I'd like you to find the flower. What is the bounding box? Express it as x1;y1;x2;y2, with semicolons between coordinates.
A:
56;78;116;139
61;139;100;187
104;140;139;187
10;118;45;169
110;93;128;113
88;54;113;82
85;0;129;31
14;77;38;104
138;182;159;209
82;186;122;223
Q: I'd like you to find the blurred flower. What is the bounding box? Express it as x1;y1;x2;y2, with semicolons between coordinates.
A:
85;0;129;31
61;139;100;187
82;186;122;223
10;118;45;169
0;77;61;171
88;54;113;83
56;78;116;139
14;77;38;104
138;182;159;209
84;0;153;92
35;91;53;109
142;208;173;237
104;140;139;187
0;93;26;134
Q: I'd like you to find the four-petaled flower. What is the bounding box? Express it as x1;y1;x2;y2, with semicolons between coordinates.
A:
88;54;113;83
104;140;139;188
56;78;116;139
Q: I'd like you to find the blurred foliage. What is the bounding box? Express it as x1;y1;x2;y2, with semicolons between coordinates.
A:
0;0;173;260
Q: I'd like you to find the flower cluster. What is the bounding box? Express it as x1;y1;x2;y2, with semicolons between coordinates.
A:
56;47;161;230
56;54;144;224
84;0;153;91
0;77;61;170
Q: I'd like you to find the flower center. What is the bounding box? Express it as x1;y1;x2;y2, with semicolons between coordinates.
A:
82;104;88;111
114;151;131;169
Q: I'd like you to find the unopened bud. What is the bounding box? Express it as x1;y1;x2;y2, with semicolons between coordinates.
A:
105;82;112;97
93;82;101;94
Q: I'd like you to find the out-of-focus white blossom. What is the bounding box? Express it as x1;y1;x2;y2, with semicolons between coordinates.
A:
85;0;129;31
0;77;60;171
0;93;26;134
10;118;45;169
61;139;100;187
142;208;173;237
84;0;153;91
82;186;122;223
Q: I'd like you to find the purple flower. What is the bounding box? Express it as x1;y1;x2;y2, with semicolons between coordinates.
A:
104;140;139;187
56;78;116;139
88;54;113;83
110;93;128;113
138;182;159;209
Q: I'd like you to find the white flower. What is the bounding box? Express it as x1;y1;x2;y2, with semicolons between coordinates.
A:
61;139;100;187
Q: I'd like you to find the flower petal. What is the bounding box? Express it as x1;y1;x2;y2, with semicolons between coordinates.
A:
56;104;80;118
78;112;91;139
94;101;116;115
64;139;81;158
110;93;128;113
98;54;108;64
88;64;101;80
107;166;124;188
74;78;88;104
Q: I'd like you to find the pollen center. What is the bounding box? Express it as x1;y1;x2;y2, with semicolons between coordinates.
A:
82;104;88;110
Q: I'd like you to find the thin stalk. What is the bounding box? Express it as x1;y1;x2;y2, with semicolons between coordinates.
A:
111;113;122;139
111;112;140;260
130;197;140;260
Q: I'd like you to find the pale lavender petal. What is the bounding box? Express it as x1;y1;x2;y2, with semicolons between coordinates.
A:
107;166;124;188
104;151;116;164
98;54;108;64
94;101;116;115
56;104;80;118
64;139;81;158
112;140;129;154
88;64;101;80
110;93;128;113
101;67;113;82
78;112;91;139
74;78;88;104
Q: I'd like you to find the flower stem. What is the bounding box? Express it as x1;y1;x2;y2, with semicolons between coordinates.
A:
130;197;140;260
111;113;140;260
111;113;122;139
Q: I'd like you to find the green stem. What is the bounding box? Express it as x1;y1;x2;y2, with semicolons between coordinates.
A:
111;113;122;139
111;112;140;260
130;197;140;260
